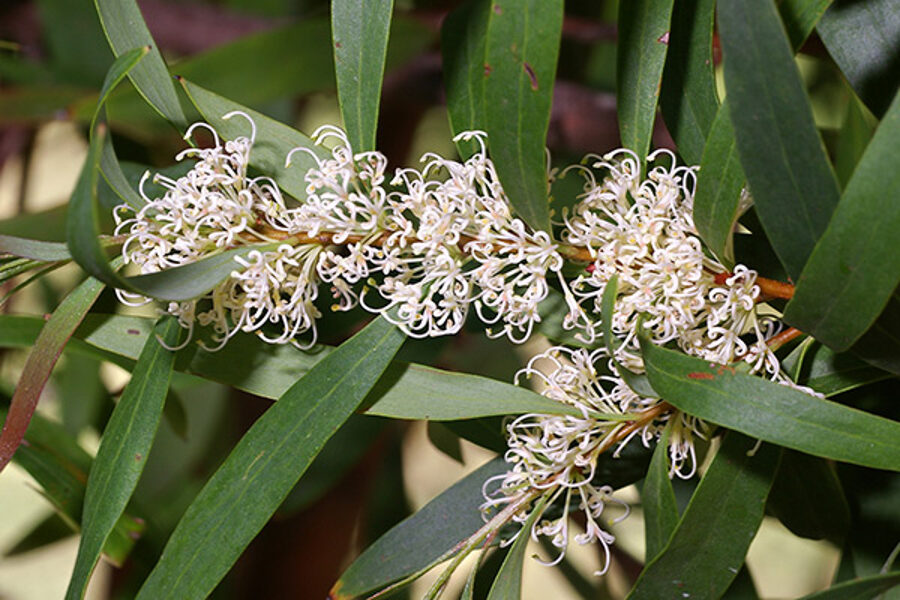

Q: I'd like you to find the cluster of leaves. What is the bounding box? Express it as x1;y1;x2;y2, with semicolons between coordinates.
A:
0;0;898;598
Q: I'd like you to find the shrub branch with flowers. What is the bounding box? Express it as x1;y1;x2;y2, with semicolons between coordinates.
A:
0;1;898;599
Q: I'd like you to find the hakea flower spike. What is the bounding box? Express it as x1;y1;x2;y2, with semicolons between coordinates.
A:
483;346;698;575
561;148;795;386
114;112;323;350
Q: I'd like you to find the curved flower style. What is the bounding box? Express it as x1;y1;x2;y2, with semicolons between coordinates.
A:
114;112;322;350
482;345;706;575
561;148;788;383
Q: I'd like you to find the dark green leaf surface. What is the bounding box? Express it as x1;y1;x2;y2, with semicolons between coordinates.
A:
93;0;187;126
719;0;841;280
799;572;900;600
332;0;393;152
639;335;900;471
0;235;70;261
66;317;180;600
0;275;105;472
333;458;508;598
659;0;717;165
642;427;678;561
779;0;835;49
792;342;892;397
180;79;329;201
617;0;675;165
442;0;489;159
767;450;850;543
850;292;900;376
135;317;405;599
834;96;877;188
784;92;900;351
483;0;562;232
486;494;549;600
692;101;743;264
628;433;781;599
818;0;900;118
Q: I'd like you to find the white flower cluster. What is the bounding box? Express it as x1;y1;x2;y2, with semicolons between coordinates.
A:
114;115;807;577
114;118;566;346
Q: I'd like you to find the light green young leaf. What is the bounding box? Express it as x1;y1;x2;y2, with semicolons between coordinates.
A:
332;0;393;152
135;317;405;599
617;0;675;167
66;317;181;600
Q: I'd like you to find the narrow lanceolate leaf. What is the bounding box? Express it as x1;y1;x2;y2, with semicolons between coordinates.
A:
486;494;549;600
332;0;393;152
0;314;586;421
602;275;658;398
3;409;145;565
692;102;743;264
333;458;509;599
658;0;718;165
483;0;562;232
643;427;678;561
817;0;900;118
778;0;835;50
629;432;781;599
617;0;675;166
639;335;900;471
442;0;489;159
798;572;900;600
834;96;877;188
0;275;105;472
136;317;405;600
718;0;841;280
0;235;70;261
791;342;891;397
93;0;187;126
850;292;900;376
66;317;180;600
90;46;148;131
784;92;900;351
179;78;328;201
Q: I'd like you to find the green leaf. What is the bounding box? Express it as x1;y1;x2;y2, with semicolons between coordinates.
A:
791;342;892;397
602;274;658;398
643;427;678;562
850;292;900;376
639;334;900;471
784;91;900;351
617;0;675;166
135;317;405;599
692;102;743;265
798;572;900;600
719;0;841;280
442;0;489;160
834;95;877;189
628;432;781;599
778;0;835;50
90;45;148;132
767;450;850;544
332;0;393;152
179;78;329;201
332;457;508;599
483;0;562;232
0;408;145;566
0;235;71;261
0;275;105;472
658;0;717;165
66;317;180;600
93;0;187;126
817;0;900;119
486;494;549;600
